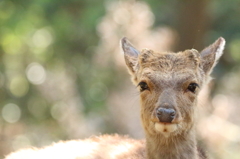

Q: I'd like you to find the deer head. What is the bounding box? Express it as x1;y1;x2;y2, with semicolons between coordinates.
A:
121;37;225;138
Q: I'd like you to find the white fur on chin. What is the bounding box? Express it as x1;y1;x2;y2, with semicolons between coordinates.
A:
154;122;177;137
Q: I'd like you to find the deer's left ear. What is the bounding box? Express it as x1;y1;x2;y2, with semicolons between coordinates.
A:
200;37;225;75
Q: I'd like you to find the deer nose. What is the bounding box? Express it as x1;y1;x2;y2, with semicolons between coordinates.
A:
156;108;175;123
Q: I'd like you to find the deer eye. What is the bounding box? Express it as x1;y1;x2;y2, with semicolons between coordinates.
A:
138;82;149;92
187;83;199;93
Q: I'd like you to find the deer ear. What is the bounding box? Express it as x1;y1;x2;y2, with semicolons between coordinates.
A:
121;37;140;75
200;37;225;75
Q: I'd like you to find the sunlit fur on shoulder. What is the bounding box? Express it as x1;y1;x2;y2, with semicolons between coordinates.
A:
6;135;145;159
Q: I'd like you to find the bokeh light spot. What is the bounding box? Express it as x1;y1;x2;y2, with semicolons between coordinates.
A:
2;103;21;123
9;76;29;97
26;62;46;85
32;28;53;49
2;33;23;54
51;102;67;121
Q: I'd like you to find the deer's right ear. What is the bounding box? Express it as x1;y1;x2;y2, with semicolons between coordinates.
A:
121;37;140;76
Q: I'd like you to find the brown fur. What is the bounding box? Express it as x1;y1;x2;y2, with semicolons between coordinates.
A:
5;37;225;159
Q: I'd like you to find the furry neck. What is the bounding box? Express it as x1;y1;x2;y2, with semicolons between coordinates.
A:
145;129;198;159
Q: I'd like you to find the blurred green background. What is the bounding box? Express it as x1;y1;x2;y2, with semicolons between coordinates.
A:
0;0;240;159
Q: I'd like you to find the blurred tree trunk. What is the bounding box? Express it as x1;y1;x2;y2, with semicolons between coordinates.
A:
174;0;209;51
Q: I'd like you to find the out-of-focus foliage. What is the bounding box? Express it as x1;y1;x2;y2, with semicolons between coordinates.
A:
0;0;240;159
0;0;114;157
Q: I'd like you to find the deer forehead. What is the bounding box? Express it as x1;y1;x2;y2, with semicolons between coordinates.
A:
136;50;203;86
138;50;200;72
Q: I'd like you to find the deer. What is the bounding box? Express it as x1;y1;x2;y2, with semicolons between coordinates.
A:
5;37;225;159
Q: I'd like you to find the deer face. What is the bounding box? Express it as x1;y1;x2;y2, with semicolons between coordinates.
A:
136;51;204;137
121;37;225;137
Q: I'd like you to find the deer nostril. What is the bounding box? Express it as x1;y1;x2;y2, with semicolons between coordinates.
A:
170;110;175;116
157;109;163;115
156;108;176;123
